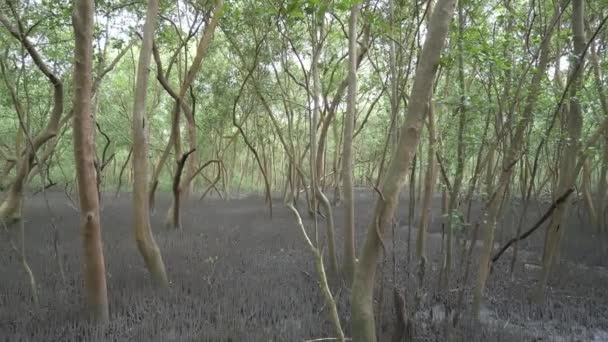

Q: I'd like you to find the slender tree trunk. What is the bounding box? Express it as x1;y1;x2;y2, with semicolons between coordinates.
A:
407;155;417;268
535;0;585;301
178;1;223;197
442;0;467;292
472;3;561;317
131;0;170;288
350;1;457;340
416;99;437;271
115;147;133;197
72;0;109;321
310;8;339;281
590;39;608;233
341;3;359;287
600;138;608;233
582;160;598;228
166;149;195;229
332;116;343;206
150;1;223;211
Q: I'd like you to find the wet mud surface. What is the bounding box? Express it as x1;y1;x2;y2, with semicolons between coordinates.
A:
0;190;606;341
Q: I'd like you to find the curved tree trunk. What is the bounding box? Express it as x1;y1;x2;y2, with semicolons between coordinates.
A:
165;149;195;230
149;1;223;211
177;1;223;196
72;0;109;321
0;13;65;223
132;0;169;288
350;0;457;340
310;9;339;282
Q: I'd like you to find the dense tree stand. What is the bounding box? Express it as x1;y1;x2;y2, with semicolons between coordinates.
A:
0;0;607;340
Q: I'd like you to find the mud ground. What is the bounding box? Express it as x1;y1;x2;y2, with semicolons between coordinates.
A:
0;189;606;341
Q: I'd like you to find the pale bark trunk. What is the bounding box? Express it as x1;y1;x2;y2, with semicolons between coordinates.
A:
286;202;345;342
590;39;608;233
0;13;65;222
582;160;598;228
310;9;339;281
72;0;109;321
341;3;359;287
442;0;467;291
350;0;457;340
150;1;222;211
132;0;169;288
177;1;223;197
600;139;608;233
416;100;437;267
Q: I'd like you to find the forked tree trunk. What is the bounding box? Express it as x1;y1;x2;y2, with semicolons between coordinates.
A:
341;3;359;287
350;0;457;340
150;1;223;211
132;0;169;288
0;13;65;223
165;149;195;230
72;0;109;321
177;0;223;198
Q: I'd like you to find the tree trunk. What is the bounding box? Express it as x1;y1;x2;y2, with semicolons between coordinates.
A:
341;3;359;287
442;0;467;292
590;38;608;233
72;0;109;321
131;0;169;288
165;149;195;230
310;8;339;281
472;3;561;317
0;13;65;222
177;1;223;197
582;160;597;228
416;99;437;269
535;0;585;302
150;1;223;210
350;0;457;340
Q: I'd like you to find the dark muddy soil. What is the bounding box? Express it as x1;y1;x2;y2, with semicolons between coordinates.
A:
0;189;607;341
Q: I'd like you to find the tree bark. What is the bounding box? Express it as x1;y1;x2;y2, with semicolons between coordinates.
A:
590;38;608;233
341;2;359;287
535;0;585;302
472;3;561;317
442;0;467;292
350;0;457;340
132;0;169;288
416;100;437;268
72;0;109;321
0;13;65;222
150;0;223;210
310;7;339;281
165;149;195;230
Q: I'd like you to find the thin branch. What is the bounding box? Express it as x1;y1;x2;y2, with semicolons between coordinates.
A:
491;188;575;264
